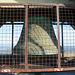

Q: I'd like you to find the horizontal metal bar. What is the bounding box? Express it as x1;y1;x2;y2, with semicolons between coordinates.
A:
63;67;75;71
0;3;75;7
0;67;75;73
11;67;75;72
0;68;54;73
63;4;75;7
58;4;75;7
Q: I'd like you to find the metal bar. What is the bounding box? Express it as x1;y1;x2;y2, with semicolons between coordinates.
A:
11;21;14;55
63;67;75;71
11;21;14;66
58;4;75;7
61;23;64;58
0;67;75;72
0;3;75;7
0;3;75;72
56;6;61;68
25;5;28;70
64;4;75;7
8;68;54;72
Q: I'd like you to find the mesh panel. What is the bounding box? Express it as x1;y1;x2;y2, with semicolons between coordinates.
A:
59;7;75;67
0;3;75;72
28;6;58;69
0;6;25;69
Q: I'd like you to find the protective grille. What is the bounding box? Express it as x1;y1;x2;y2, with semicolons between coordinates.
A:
0;6;25;69
0;3;75;72
28;6;58;69
59;7;75;67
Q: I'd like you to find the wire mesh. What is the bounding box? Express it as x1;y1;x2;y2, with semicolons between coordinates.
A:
0;5;25;69
0;3;75;72
28;5;58;69
59;7;75;67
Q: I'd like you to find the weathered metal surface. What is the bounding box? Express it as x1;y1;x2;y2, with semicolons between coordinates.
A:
0;67;75;72
0;3;75;72
56;6;61;68
25;5;28;70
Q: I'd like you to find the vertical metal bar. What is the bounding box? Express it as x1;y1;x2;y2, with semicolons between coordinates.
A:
12;21;14;55
56;6;61;68
25;5;28;70
61;24;64;58
11;21;14;66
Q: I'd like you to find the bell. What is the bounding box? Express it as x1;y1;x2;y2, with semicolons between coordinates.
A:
13;15;58;55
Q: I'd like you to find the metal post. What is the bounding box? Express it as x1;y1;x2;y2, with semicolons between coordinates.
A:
25;5;28;70
56;6;61;68
11;21;14;66
12;21;14;55
61;23;64;58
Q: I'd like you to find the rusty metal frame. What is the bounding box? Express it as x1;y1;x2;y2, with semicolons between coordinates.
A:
0;3;75;73
0;3;75;6
56;6;61;68
0;68;75;72
25;5;28;71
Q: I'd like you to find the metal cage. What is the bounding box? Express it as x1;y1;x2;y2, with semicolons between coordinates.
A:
0;3;75;72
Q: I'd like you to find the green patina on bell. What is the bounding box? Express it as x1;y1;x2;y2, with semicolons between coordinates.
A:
14;15;58;55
